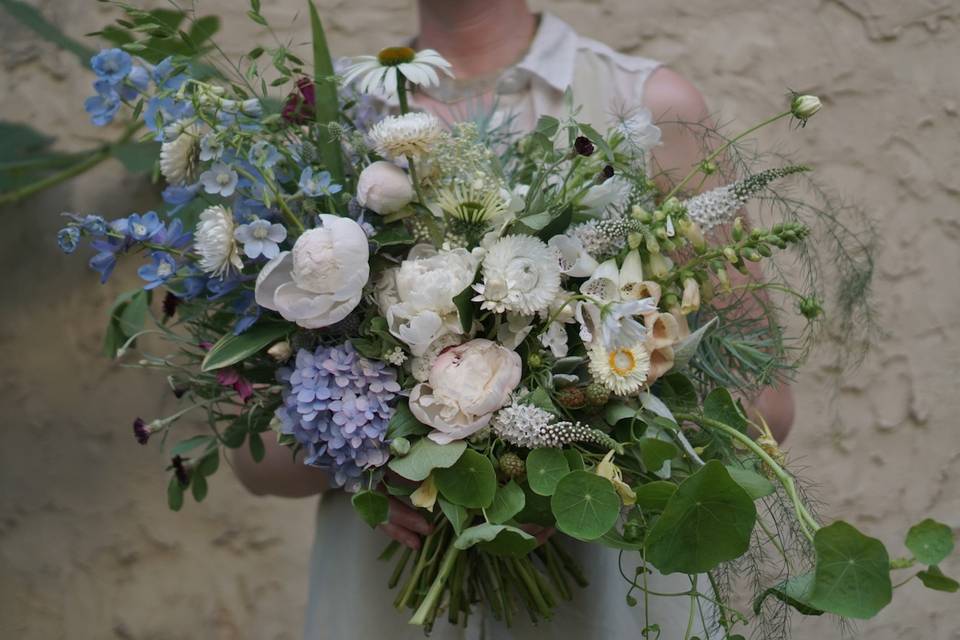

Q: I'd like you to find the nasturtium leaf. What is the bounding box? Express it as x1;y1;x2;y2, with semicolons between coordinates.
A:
167;475;184;511
385;401;429;440
598;528;644;551
526;448;570;496
635;481;677;511
604;402;638;427
438;497;469;536
917;566;960;593
435;449;497;509
703;388;748;434
351;490;389;528
637;438;678;473
524;387;560;415
248;432;265;462
905;518;954;566
485;480;525;524
752;573;823;616
551;470;621;540
201;322;290;372
726;466;776;500
807;521;892;619
454;523;538;557
169;435;216;458
645;460;756;574
387;438;466;482
517;481;554;527
564;449;585;471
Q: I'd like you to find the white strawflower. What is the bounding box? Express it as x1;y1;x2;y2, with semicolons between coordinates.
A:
194;205;243;277
343;46;453;95
588;341;650;396
368;113;443;160
472;235;561;315
159;121;201;185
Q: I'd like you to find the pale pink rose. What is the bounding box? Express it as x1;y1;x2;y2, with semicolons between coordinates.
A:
409;339;522;444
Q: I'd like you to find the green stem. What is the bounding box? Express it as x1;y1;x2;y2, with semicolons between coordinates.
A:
396;68;410;115
663;110;792;201
406;155;428;205
511;557;552;618
409;541;461;626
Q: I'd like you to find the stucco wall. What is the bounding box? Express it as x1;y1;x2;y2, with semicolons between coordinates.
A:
1;1;958;638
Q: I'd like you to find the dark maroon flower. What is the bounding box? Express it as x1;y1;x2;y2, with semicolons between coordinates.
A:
171;455;190;487
282;77;316;125
600;165;615;181
574;136;595;157
162;292;181;319
133;417;151;445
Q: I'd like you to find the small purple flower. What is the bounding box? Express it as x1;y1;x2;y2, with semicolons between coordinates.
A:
133;417;151;445
299;167;342;198
199;162;239;197
153;218;191;250
57;227;80;253
138;252;178;290
126;211;164;241
162;184;198;207
171;455;189;486
162;292;181;319
91;49;132;84
234;218;287;259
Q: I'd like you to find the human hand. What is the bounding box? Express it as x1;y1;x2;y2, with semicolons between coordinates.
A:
519;523;555;547
379;496;434;550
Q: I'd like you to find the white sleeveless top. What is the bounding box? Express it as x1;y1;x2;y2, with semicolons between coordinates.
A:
305;14;712;640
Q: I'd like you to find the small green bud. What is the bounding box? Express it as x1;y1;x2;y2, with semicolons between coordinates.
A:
631;205;652;223
723;247;740;264
627;231;643;249
527;352;544;369
653;208;667;222
799;296;824;320
791;93;822;121
732;217;744;242
742;248;762;262
390;437;411;456
756;243;773;257
699;160;718;175
662;196;684;216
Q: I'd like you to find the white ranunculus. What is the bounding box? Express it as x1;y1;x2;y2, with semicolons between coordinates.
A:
356;160;414;214
255;214;369;329
376;244;479;356
409;339;522;444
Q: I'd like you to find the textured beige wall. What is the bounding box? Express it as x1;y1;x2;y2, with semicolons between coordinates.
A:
1;1;959;638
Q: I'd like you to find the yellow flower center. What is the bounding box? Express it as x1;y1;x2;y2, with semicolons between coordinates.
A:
608;349;637;377
377;46;416;66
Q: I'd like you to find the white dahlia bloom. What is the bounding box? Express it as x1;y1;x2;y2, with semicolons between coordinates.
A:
159;121;202;185
343;46;453;95
472;235;561;315
588;341;651;396
194;205;243;277
368;113;443;160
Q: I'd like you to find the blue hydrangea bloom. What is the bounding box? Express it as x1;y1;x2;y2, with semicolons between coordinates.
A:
91;49;132;84
299;167;342;197
276;343;401;490
57;227;80;253
138;252;178;290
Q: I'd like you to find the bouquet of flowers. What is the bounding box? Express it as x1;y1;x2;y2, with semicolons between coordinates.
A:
45;1;956;636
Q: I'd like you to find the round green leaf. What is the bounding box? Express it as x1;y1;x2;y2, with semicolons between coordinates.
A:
645;460;756;574
703;388;748;433
726;466;776;500
454;523;537;557
550;470;620;540
635;480;677;512
485;480;525;524
808;521;892;619
516;481;554;527
435;449;497;508
351;490;389;528
638;438;678;473
906;518;954;566
387;438;466;482
526;448;570;496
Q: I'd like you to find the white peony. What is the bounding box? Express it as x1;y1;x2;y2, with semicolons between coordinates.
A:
376;244;479;356
409;339;522;444
357;161;414;214
472;235;561;315
195;205;243;277
255;214;369;329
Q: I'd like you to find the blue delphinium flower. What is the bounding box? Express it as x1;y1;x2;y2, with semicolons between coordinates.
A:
91;49;132;84
248;141;281;169
152;218;192;250
126;211;164;241
84;90;121;126
231;291;261;335
80;214;108;236
276;342;401;491
199;162;239;197
234;217;287;259
138;252;178;290
199;133;224;162
299;167;342;197
162;184;199;209
57;227;80;254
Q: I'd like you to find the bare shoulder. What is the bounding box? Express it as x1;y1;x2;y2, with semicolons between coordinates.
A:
643;66;710;124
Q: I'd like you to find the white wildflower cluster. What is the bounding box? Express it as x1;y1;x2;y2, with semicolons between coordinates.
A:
683;185;743;232
491;402;619;450
568;217;631;259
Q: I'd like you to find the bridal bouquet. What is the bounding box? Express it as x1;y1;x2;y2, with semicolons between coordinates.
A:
44;1;956;636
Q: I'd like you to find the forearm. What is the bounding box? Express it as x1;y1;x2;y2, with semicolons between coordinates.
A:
231;434;330;498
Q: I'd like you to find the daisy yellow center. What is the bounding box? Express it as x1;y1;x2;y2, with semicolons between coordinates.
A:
377;46;416;66
608;349;637;377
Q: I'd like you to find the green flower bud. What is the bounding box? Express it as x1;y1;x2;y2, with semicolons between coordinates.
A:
799;296;824;320
723;247;740;264
390;437;411;456
791;94;822;121
732;217;744;242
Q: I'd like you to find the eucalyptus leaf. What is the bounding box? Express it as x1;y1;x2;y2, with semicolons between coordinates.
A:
905;518;954;566
485;480;525;524
435;449;497;509
169;435;216;458
645;460;756;574
552;356;586;374
201;322;290;372
526;448;569;496
351;490;389;528
551;470;620;540
387;438;466;482
454;523;537;557
807;521;892;619
191;473;208;502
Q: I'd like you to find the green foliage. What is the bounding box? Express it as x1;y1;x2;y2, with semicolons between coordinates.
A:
169;435;216;458
454;523;537;557
917;566;959;593
637;438;678;474
438;497;469;536
905;518;954;566
702;388;748;434
109;141;160;175
435;449;497;509
645;461;756;574
516;481;554;527
453;280;476;333
807;521;892;619
94;7;222;65
525;448;569;497
248;431;265;462
386;401;429;440
387;438;466;482
550;471;620;540
103;289;149;358
634;481;677;512
200;322;290;371
352;490;389;528
485;480;525;524
725;466;776;500
753;574;823;616
307;0;345;186
167;475;184;511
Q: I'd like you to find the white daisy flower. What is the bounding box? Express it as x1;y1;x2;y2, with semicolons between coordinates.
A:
588;341;651;396
472;235;561;315
368;112;443;160
195;205;243;277
159;121;201;185
342;46;453;96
